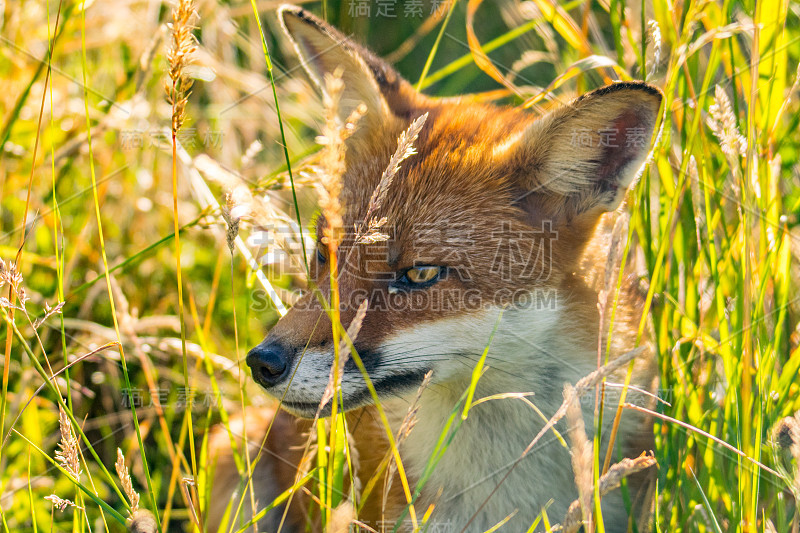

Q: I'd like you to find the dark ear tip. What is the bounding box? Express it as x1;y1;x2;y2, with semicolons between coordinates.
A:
583;81;663;108
278;4;322;30
277;4;307;17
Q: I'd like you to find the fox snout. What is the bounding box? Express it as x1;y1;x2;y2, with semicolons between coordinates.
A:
246;341;292;388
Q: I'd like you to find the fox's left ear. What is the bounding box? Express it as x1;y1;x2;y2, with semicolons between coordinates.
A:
510;82;662;222
278;5;419;124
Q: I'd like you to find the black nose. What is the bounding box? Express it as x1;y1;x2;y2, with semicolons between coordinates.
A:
246;342;290;387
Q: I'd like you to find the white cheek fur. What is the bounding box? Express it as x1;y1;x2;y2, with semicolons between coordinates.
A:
273;301;573;407
262;298;636;529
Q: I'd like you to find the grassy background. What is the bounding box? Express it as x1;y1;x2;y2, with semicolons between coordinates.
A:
1;0;800;531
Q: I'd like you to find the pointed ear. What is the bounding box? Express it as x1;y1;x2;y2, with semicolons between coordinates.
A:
511;82;662;223
278;5;418;123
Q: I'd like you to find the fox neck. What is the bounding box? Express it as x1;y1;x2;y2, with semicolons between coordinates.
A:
399;385;574;530
378;300;611;531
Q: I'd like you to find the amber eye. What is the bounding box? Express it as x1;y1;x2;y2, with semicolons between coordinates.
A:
403;266;442;285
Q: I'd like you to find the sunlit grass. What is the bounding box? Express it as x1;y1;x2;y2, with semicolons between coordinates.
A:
0;0;798;532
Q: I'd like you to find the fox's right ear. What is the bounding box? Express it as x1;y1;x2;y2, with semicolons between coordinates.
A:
278;5;418;123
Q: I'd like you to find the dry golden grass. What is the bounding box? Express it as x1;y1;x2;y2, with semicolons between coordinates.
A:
1;0;799;531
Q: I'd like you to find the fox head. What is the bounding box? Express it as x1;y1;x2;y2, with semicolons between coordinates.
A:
247;5;662;418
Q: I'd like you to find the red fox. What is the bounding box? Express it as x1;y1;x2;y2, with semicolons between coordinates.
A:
209;5;662;532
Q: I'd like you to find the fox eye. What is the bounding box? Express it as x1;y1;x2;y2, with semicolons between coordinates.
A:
316;245;327;264
401;266;442;286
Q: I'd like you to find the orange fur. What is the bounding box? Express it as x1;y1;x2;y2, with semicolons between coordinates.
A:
209;6;662;532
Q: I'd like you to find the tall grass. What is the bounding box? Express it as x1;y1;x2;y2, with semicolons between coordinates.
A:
0;0;798;532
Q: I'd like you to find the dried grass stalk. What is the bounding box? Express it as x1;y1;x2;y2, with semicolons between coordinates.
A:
484;346;648;515
0;258;28;308
220;195;240;255
356;113;429;244
33;301;64;329
707;85;746;166
602;212;629;298
561;452;657;533
166;0;197;134
44;494;80;512
315;71;366;251
382;370;433;516
565;385;593;530
397;370;433;443
320;299;369;409
647;20;662;77
0;259;22;292
55;404;81;480
531;347;647;456
115;448;140;512
687;155;706;250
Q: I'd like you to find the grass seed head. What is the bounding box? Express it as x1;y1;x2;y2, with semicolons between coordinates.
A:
356;113;428;244
55;404;81;481
166;0;197;133
44;494;79;512
316;71;365;251
115;448;140;513
562;452;657;532
708;85;747;160
0;259;27;306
